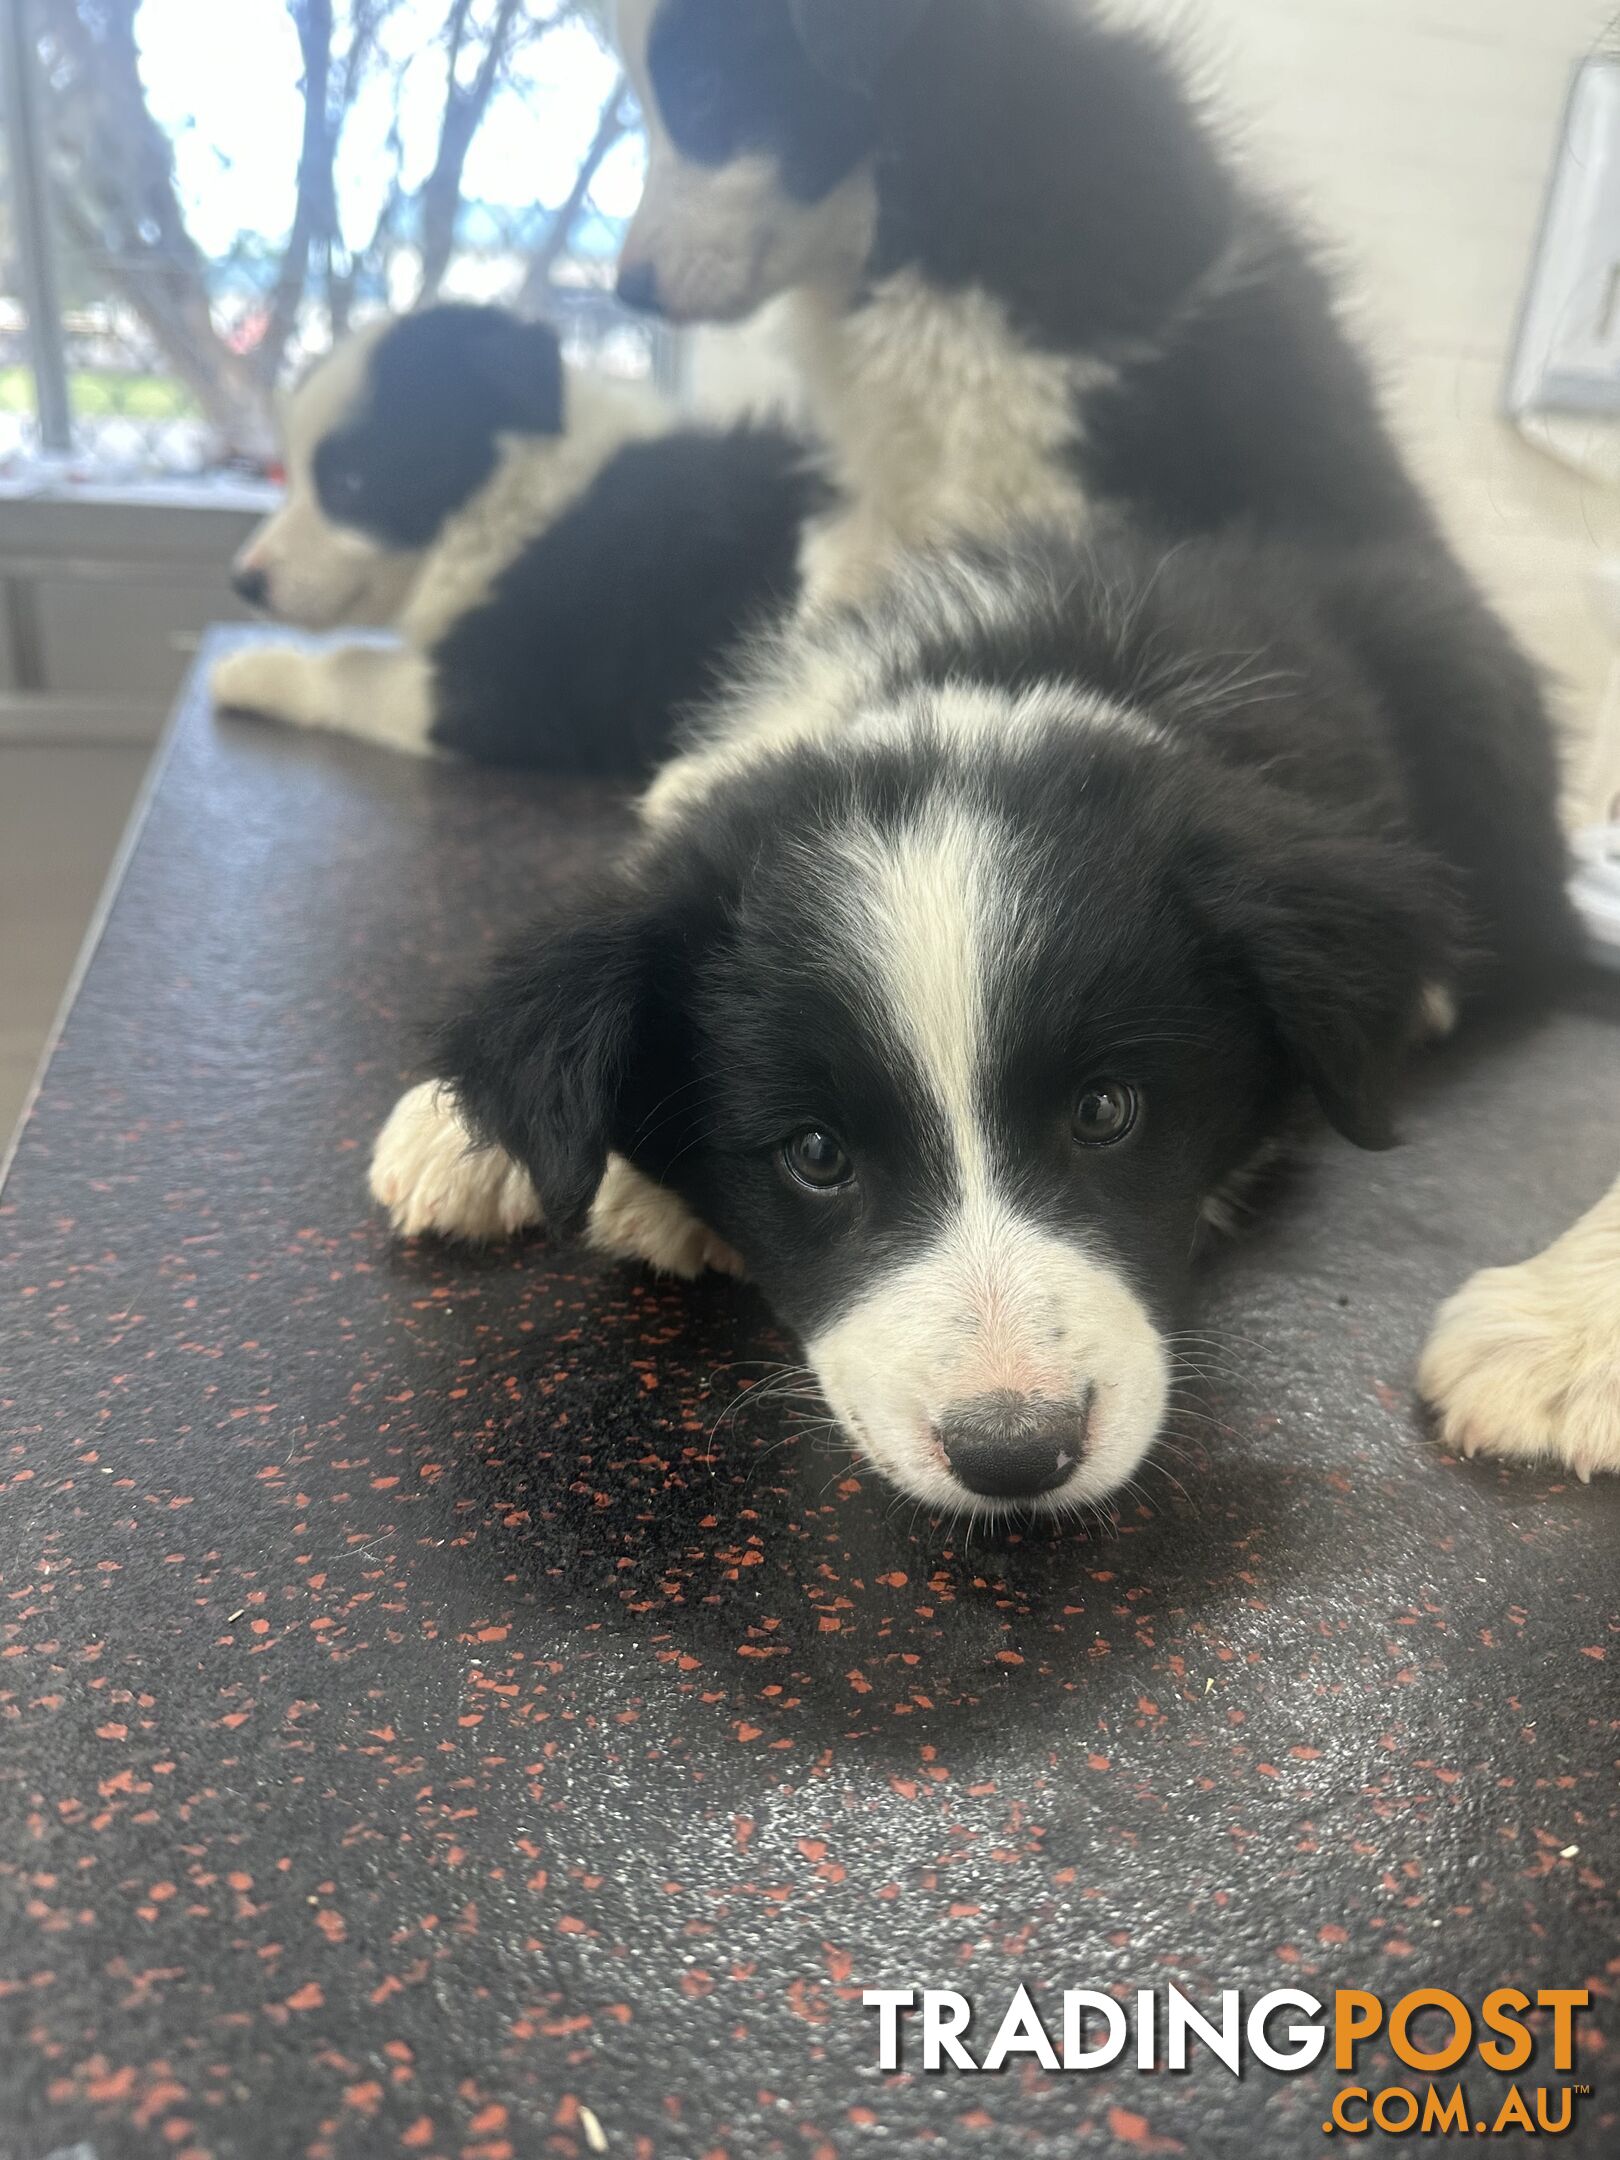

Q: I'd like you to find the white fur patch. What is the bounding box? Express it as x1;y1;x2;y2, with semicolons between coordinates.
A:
862;679;1163;760
804;800;1171;1511
788;273;1104;610
640;548;1157;827
286;321;385;465
836;801;1007;1186
587;1156;746;1279
369;1082;543;1241
1419;1169;1620;1483
396;372;668;651
212;641;438;756
370;1083;742;1277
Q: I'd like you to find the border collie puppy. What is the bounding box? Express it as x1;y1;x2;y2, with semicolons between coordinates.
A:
368;521;1584;1512
603;0;1619;1485
212;304;817;775
612;0;1450;608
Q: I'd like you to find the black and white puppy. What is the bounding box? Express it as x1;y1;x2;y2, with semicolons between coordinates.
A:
213;304;817;774
612;0;1446;609
600;0;1620;1486
370;522;1582;1512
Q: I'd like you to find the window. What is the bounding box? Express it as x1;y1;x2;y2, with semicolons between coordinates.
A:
0;0;661;485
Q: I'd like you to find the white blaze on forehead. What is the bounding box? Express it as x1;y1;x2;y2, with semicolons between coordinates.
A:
831;799;1010;1194
803;792;1172;1514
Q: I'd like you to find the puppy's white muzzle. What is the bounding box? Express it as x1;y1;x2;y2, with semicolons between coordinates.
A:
808;1202;1171;1515
229;498;415;632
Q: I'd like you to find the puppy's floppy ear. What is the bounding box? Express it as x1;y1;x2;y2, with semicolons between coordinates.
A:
787;0;931;91
466;310;565;435
435;887;667;1236
1189;791;1468;1151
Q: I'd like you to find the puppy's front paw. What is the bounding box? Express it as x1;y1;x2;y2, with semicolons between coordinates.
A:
1419;1195;1620;1483
212;645;320;726
369;1080;542;1243
588;1155;745;1280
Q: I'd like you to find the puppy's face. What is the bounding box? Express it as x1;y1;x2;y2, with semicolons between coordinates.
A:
445;704;1454;1515
232;306;566;629
614;0;928;320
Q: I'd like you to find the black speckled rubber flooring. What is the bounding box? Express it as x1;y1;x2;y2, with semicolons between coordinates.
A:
2;643;1617;2160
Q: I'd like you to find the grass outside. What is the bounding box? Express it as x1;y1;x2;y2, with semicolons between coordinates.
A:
0;364;198;420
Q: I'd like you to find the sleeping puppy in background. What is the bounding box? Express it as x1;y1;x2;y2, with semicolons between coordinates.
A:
212;303;818;775
368;520;1590;1513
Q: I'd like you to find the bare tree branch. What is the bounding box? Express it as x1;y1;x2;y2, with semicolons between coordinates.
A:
416;0;526;302
254;0;336;385
330;113;408;337
519;72;629;309
35;0;268;447
30;0;622;460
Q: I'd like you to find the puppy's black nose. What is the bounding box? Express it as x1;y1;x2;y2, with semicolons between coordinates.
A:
232;564;270;609
938;1391;1089;1500
616;260;663;315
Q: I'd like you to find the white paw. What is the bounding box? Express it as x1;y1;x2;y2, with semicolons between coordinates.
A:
1419;1197;1620;1483
212;645;321;726
369;1081;542;1243
588;1154;746;1280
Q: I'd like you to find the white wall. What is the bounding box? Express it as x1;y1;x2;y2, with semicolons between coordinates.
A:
1121;0;1620;818
690;0;1620;819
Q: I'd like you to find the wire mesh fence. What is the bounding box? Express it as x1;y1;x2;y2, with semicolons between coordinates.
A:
0;0;664;485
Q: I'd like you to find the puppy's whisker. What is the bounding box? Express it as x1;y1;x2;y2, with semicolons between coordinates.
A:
629;1076;709;1144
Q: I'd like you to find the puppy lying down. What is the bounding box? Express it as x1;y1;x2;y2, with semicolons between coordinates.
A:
213;303;816;774
369;521;1615;1509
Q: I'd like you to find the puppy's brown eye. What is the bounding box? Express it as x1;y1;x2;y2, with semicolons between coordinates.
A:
1072;1082;1139;1148
781;1127;854;1192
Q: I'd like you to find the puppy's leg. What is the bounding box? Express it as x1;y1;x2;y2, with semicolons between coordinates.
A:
369;1081;542;1241
587;1156;746;1280
212;642;438;758
1419;1168;1620;1482
369;1082;746;1278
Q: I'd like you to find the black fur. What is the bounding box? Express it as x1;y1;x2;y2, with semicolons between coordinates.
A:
788;0;932;93
647;0;884;200
854;529;1578;1009
429;423;820;776
314;306;566;550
